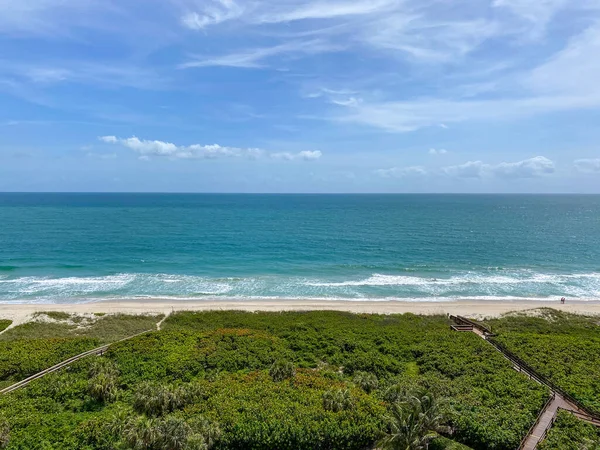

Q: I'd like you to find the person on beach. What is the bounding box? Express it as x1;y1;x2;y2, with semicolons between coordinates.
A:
561;297;566;304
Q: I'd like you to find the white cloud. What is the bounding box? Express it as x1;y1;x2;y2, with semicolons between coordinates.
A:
334;92;600;133
255;0;398;24
526;25;600;96
181;0;244;30
0;0;103;36
0;60;167;91
271;150;322;161
574;158;600;173
375;166;427;178
429;148;448;155
363;15;500;63
443;161;487;178
493;156;555;178
180;40;341;69
99;136;321;161
444;156;555;179
493;0;567;38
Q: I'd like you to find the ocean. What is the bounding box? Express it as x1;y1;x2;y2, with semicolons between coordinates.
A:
1;193;599;303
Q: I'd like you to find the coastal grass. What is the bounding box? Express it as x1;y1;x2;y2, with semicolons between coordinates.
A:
0;313;163;385
0;312;163;343
0;320;11;333
486;308;600;414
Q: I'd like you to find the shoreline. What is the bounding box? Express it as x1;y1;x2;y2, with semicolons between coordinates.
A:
1;299;600;326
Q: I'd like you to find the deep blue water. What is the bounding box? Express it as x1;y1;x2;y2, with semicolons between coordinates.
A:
1;193;599;303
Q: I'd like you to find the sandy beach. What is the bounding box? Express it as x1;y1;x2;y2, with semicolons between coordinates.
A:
1;299;600;327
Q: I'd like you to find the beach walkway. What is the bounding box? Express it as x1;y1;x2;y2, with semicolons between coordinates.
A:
450;315;600;449
0;329;152;395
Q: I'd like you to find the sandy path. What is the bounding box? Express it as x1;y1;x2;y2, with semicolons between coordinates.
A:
1;299;599;326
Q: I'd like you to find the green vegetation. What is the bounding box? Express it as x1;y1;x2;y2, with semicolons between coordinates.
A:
0;337;98;382
40;311;71;321
0;321;11;333
0;313;162;386
378;392;450;450
538;410;600;450
0;310;550;450
487;308;600;414
0;312;163;343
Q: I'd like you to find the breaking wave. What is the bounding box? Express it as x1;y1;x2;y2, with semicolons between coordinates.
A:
0;269;599;303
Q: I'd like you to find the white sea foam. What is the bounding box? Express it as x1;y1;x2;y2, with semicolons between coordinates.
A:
2;294;599;305
0;270;599;301
306;272;600;287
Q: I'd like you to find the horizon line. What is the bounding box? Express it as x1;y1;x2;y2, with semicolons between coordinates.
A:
1;192;599;196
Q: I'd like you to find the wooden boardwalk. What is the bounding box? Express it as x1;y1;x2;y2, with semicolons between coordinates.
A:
521;395;568;450
0;329;152;395
449;315;600;449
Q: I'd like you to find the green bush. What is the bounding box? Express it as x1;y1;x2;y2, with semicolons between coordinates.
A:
0;419;9;449
0;337;99;382
0;321;11;333
323;388;355;412
488;309;600;415
269;360;295;381
538;410;600;450
353;371;379;393
88;359;120;403
0;311;556;450
133;381;204;417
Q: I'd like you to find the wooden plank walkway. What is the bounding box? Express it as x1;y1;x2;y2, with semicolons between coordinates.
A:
521;395;568;450
0;329;152;395
449;315;600;449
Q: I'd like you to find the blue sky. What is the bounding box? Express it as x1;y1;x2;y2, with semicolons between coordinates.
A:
1;0;600;193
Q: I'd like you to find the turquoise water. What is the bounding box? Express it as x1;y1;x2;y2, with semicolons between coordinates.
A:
1;193;599;303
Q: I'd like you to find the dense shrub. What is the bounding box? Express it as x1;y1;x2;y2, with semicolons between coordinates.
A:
0;321;11;333
88;359;120;403
353;371;379;393
133;381;203;417
0;337;99;382
269;360;295;381
323;388;355;412
488;309;600;415
0;311;557;450
538;410;600;450
0;419;9;449
378;393;450;450
123;415;207;450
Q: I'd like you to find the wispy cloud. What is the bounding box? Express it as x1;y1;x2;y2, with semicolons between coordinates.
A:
375;166;427;178
99;136;322;161
362;15;500;63
271;150;322;161
443;156;555;179
255;0;399;24
181;39;341;69
0;60;168;90
573;158;600;173
526;25;600;96
333;91;600;132
180;0;244;30
492;0;567;38
429;148;448;155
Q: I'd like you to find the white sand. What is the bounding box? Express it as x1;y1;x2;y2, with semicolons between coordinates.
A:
1;299;599;327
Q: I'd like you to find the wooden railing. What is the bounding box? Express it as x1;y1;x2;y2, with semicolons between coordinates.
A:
518;393;555;449
450;315;496;336
449;315;600;431
486;337;600;421
0;329;152;395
